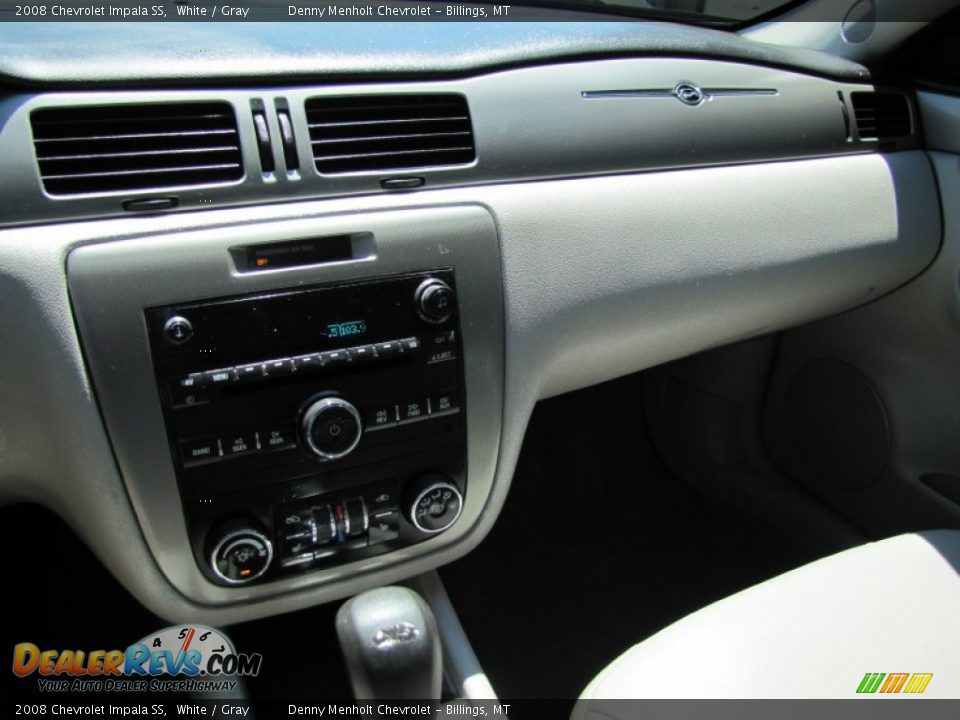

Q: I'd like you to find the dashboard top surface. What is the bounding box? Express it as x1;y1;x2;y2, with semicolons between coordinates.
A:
0;20;869;87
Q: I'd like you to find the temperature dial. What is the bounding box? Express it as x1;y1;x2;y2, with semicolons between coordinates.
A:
407;474;463;534
301;396;363;461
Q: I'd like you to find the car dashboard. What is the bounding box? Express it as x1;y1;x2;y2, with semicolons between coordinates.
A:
0;20;942;625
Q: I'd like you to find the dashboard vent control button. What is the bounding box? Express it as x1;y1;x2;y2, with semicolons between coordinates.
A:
306;94;475;174
31;101;243;196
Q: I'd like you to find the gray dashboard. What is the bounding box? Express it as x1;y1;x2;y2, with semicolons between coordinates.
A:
0;47;942;623
0;58;895;227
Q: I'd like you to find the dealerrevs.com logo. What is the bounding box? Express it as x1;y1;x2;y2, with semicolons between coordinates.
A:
12;625;262;693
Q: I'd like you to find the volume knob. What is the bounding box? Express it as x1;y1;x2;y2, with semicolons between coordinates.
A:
301;396;363;461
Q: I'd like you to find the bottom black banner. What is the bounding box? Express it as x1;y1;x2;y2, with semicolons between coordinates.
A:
5;698;960;720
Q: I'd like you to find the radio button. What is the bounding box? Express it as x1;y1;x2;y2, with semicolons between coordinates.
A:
302;397;363;460
204;367;237;386
223;432;257;457
262;358;294;378
236;363;263;383
181;437;221;467
366;405;398;431
320;349;349;368
261;426;297;452
293;353;324;373
399;399;428;424
426;348;458;365
400;337;421;353
348;345;376;364
163;315;194;345
429;392;460;416
374;340;401;359
429;330;456;347
171;380;209;409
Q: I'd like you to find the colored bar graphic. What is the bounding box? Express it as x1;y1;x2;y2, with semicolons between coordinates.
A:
857;672;932;694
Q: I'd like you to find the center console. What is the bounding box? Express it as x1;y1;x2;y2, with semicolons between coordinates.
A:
66;205;504;607
147;271;466;586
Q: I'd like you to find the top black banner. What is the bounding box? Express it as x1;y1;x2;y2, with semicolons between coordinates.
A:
0;0;954;23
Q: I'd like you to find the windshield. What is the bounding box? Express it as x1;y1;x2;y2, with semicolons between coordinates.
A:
509;0;801;24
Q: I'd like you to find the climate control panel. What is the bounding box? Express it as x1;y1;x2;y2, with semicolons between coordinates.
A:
146;270;467;586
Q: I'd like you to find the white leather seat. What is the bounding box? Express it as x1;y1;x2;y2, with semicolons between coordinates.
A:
574;531;960;709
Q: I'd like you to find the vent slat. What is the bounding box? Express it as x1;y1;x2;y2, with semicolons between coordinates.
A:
311;131;472;146
39;146;239;162
850;92;912;140
34;129;237;144
307;116;470;129
307;94;475;175
31;102;244;195
41;163;242;181
318;146;476;162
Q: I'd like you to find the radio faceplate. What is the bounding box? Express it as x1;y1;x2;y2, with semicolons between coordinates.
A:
146;270;466;586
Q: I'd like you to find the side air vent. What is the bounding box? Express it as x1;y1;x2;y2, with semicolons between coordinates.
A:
850;92;912;140
31;102;243;196
306;94;475;174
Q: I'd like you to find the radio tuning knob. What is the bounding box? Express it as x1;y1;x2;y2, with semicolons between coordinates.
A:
406;473;463;534
414;278;456;324
301;396;363;461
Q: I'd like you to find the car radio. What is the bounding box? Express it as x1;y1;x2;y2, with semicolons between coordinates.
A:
145;270;466;587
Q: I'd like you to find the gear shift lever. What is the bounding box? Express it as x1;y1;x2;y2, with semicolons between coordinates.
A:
336;586;443;699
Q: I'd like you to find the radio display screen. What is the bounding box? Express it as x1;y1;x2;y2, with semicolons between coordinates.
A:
325;320;368;339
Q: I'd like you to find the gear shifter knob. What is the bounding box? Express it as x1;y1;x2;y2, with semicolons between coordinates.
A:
336;586;442;699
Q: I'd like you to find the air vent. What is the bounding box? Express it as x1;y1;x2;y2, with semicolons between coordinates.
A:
851;92;912;140
306;94;475;174
31;102;243;196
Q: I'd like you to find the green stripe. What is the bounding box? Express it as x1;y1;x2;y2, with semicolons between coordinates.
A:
856;673;885;693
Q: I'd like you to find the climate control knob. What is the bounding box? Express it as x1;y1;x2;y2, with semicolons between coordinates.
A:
415;278;456;324
406;474;463;534
208;524;273;585
301;396;363;461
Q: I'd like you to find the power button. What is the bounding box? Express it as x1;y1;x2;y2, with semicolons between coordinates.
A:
163;315;194;345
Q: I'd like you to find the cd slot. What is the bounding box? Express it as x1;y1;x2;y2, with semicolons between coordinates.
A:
232;232;373;272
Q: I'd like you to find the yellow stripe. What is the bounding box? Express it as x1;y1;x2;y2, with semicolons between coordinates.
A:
914;673;933;694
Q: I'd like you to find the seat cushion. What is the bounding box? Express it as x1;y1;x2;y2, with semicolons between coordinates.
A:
577;531;960;703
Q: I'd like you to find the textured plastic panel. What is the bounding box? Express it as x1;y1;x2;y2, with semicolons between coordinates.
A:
764;150;960;536
0;57;887;227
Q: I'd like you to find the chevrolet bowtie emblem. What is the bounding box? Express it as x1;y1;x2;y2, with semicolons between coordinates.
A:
581;82;778;105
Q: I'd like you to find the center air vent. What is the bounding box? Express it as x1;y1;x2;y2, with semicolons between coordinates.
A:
31;102;243;196
851;92;912;140
306;94;475;174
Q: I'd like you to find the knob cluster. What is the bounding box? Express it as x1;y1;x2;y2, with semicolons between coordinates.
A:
206;474;463;585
